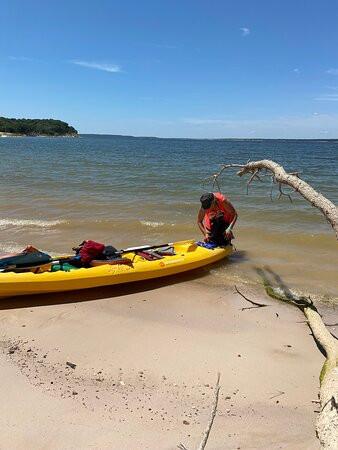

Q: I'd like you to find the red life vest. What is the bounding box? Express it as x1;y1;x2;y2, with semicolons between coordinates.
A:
79;240;105;265
204;192;232;229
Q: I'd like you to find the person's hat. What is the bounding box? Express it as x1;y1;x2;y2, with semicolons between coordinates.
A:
200;192;214;210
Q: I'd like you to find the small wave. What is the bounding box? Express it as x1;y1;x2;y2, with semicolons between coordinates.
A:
0;218;66;228
0;241;24;254
140;220;166;228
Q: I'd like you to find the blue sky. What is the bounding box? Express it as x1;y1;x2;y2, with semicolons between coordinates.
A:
1;0;338;138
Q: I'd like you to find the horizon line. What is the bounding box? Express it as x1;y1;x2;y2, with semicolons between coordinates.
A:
79;133;338;140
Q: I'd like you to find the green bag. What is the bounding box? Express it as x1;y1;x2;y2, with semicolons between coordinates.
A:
51;262;79;272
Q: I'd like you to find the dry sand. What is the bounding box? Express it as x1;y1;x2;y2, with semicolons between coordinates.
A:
0;271;325;449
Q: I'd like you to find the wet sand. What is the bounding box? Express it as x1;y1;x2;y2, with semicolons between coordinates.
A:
0;274;324;449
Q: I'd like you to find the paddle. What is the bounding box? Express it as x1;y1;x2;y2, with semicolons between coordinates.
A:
119;242;174;254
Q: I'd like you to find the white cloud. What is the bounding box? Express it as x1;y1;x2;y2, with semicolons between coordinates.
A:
69;60;122;73
84;114;338;138
293;68;300;74
181;114;338;137
326;68;338;75
314;94;338;101
240;27;250;37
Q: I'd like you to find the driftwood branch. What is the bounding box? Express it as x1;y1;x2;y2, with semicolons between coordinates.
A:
178;373;221;450
257;267;338;450
206;158;337;448
213;160;338;238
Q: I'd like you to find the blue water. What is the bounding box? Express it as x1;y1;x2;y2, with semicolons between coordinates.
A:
0;135;337;299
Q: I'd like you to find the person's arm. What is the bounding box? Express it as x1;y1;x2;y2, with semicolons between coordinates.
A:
197;208;209;241
221;198;238;239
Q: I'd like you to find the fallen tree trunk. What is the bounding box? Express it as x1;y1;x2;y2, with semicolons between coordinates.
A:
208;158;337;448
258;268;338;450
304;307;338;449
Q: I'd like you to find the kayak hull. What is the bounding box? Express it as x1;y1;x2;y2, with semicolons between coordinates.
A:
0;240;232;298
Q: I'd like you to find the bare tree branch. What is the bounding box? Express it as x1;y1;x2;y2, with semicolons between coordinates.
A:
213;160;338;238
212;173;222;192
277;182;293;203
246;169;262;194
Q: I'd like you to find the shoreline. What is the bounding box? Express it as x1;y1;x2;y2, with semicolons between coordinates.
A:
0;132;78;138
0;276;323;449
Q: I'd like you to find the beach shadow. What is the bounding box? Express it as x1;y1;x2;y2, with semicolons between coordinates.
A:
227;249;249;263
0;259;231;311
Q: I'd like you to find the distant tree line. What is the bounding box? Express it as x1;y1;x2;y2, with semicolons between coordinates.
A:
0;117;78;136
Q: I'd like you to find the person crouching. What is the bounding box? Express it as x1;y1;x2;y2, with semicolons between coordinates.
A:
197;192;238;245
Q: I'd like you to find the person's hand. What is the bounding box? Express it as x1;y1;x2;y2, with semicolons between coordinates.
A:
224;228;233;240
204;232;210;242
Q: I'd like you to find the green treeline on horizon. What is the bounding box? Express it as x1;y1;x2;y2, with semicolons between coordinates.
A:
0;117;78;136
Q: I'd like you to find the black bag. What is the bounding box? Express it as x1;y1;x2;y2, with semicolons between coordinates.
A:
102;245;119;260
207;212;231;246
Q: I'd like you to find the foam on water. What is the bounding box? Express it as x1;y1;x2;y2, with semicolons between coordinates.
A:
0;218;66;228
140;220;174;228
0;241;24;254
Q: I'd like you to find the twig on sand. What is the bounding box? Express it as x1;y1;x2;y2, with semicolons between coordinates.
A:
178;373;221;450
269;390;285;400
197;373;221;450
234;285;268;310
178;443;189;450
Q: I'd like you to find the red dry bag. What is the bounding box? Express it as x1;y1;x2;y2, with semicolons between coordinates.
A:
79;240;105;265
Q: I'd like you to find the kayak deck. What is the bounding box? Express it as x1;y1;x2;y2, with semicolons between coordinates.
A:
0;240;232;298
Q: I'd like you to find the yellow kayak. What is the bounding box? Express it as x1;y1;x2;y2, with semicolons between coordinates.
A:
0;240;232;298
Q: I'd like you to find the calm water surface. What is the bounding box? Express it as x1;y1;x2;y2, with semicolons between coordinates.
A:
0;135;337;300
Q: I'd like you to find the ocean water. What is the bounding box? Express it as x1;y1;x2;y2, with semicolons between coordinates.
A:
0;135;337;300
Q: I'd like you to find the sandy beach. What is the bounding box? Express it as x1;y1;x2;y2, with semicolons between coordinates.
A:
2;0;338;447
0;271;326;449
